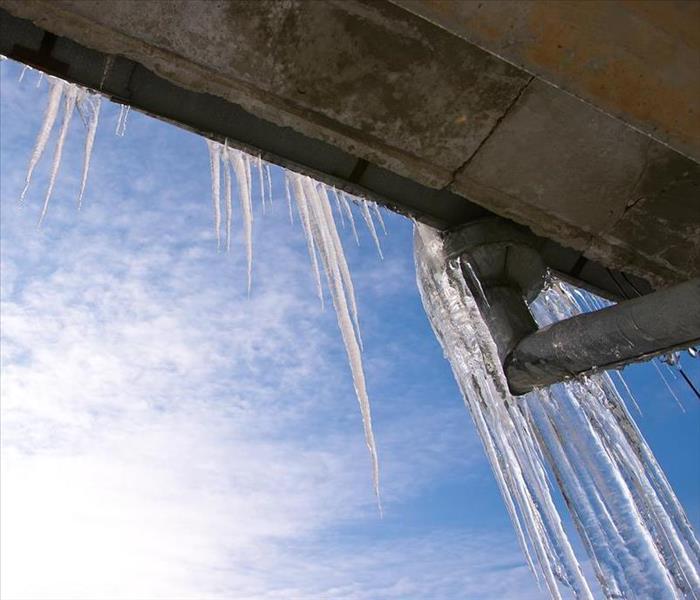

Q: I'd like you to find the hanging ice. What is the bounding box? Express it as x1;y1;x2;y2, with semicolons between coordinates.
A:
199;146;381;503
265;163;273;208
290;172;324;309
206;139;222;250
316;183;362;347
226;147;254;293
339;192;360;245
76;92;101;209
371;201;387;235
331;188;345;228
20;77;63;202
257;154;267;214
414;223;700;599
290;172;381;507
39;84;77;225
20;76;104;217
223;143;233;252
285;174;294;224
115;103;130;137
360;200;383;259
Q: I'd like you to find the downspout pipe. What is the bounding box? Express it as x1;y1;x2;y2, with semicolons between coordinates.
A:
445;219;700;396
505;278;700;394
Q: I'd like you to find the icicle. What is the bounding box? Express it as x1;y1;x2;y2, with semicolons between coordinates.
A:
228;150;253;293
20;78;64;202
614;370;643;416
331;188;345;228
115;104;130;136
293;173;380;509
340;193;360;245
257;154;267;214
245;153;253;212
222;143;233;252
265;163;273;208
36;72;44;88
371;201;387;234
414;226;699;599
18;65;29;82
653;359;686;412
206;139;222;250
285;174;294;224
315;182;363;348
290;174;324;309
461;257;490;309
38;85;77;226
76;95;101;209
361;200;383;258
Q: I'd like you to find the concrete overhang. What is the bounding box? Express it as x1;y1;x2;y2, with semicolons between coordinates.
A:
1;0;698;294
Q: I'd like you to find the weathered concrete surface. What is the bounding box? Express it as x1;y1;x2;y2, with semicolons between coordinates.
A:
0;0;529;189
452;79;700;285
392;0;700;163
1;0;698;287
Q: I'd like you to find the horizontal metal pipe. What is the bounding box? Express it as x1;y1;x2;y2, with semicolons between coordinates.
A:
505;278;700;394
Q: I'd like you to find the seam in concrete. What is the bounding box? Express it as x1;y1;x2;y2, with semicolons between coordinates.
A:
624;137;654;213
389;0;700;165
444;74;534;191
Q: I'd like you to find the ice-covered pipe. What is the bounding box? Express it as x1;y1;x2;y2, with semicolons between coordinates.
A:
445;219;700;395
505;278;700;394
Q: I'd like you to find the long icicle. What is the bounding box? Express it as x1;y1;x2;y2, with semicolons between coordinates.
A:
297;173;381;509
20;78;64;202
115;104;130;136
38;85;77;226
361;200;383;258
316;183;363;349
76;95;101;209
206;139;222;250
223;142;233;252
340;193;360;246
257;154;267;214
291;174;324;309
285;174;294;224
265;163;273;208
331;188;345;228
371;201;387;234
229;150;253;293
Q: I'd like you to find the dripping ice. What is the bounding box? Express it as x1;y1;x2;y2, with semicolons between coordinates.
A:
414;224;700;599
205;140;382;504
17;70;700;597
19;67;386;504
19;76;103;222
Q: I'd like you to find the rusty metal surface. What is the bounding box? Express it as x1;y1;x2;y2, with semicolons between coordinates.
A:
392;0;700;163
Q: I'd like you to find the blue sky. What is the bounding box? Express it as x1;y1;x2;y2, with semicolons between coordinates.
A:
1;59;698;600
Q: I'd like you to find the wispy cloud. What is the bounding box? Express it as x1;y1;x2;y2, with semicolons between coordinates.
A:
1;59;540;600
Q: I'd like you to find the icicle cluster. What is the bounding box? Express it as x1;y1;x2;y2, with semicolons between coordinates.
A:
287;171;381;507
205;137;383;505
205;140;256;292
414;224;700;599
19;76;101;222
20;71;387;503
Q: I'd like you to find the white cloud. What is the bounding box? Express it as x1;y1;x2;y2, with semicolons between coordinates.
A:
0;60;540;600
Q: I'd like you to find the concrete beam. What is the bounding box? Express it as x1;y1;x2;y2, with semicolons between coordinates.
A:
1;0;697;288
452;79;700;286
391;0;700;163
